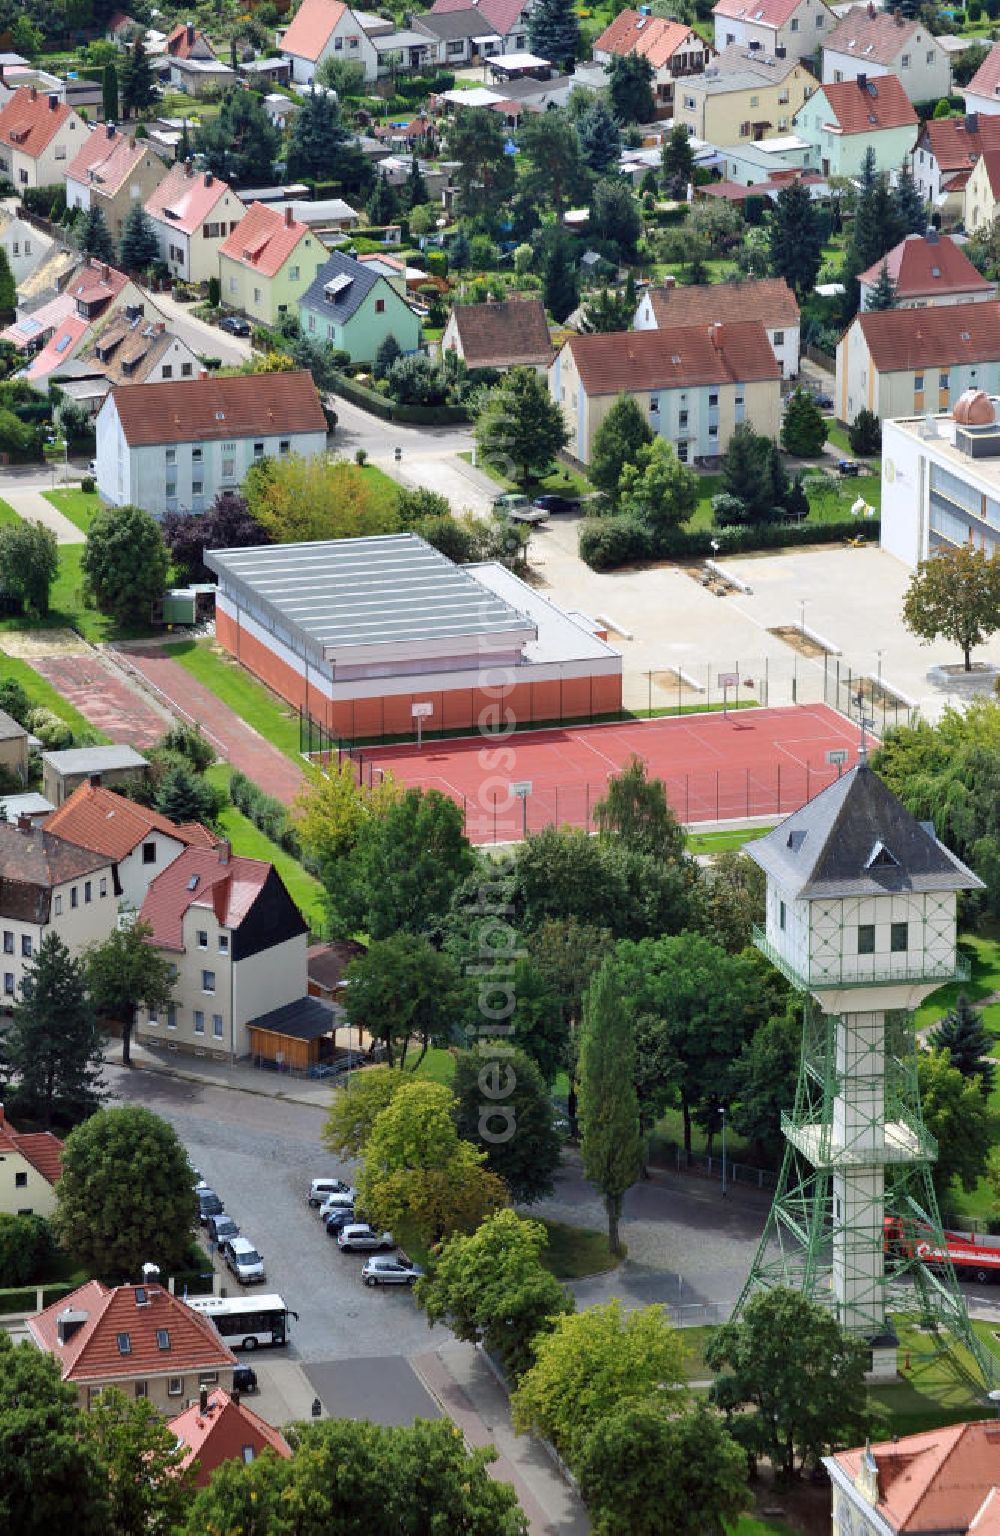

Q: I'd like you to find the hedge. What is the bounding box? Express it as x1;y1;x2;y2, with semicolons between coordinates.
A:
328;371;469;425
230;768;304;861
579;515;882;571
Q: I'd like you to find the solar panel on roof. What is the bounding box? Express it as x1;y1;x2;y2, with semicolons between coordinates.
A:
55;333;73;353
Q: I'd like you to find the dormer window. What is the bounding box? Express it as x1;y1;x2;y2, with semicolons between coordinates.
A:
865;841;899;870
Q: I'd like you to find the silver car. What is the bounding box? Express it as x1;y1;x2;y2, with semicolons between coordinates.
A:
361;1255;425;1287
337;1224;394;1253
223;1236;266;1284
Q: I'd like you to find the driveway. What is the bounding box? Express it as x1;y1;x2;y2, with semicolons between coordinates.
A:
144;287;251;368
3;486;81;544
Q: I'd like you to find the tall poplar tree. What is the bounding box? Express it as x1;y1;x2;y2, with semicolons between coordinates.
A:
578;959;644;1254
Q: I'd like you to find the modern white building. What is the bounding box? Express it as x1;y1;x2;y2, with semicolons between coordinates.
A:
881;393;1000;570
95;370;328;518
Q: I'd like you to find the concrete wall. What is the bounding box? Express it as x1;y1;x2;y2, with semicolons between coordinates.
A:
879;417;927;569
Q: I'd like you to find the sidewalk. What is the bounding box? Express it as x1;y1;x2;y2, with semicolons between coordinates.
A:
411;1340;589;1536
103;1036;335;1110
4;486;82;544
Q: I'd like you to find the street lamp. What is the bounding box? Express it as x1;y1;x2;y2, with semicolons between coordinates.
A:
799;599;806;636
720;1104;728;1198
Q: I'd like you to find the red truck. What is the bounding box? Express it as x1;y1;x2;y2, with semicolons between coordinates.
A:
885;1217;1000;1284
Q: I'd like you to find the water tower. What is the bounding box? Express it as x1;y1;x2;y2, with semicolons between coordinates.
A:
738;756;991;1380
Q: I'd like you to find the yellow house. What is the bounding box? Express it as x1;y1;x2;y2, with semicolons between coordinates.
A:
835;301;1000;425
218;203;328;328
965;148;1000;235
0;1106;62;1217
674;45;818;142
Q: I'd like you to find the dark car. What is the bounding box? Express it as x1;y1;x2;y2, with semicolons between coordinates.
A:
207;1212;240;1249
233;1365;258;1394
532;494;579;515
197;1188;224;1225
219;314;252;337
813;392;834;409
325;1207;357;1236
837;459;861;477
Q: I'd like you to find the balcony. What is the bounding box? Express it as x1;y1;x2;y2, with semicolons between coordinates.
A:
781;1112;937;1169
752;926;971;993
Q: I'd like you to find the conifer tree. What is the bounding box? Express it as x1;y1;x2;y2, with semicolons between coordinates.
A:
404;155;427;210
79;205;115;263
578;97;621;176
4;934;104;1128
542;232;579;323
930;995;996;1096
118;201;159;271
286;88;364;187
768;178;823;297
893;160;926;236
528;0;581;68
102;62;118;123
865;260;897;311
578;960;644;1254
660;123;694;199
121;35;155;116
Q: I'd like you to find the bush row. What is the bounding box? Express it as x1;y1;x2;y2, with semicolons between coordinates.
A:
328;371;469;425
229;768;303;860
579;515;881;571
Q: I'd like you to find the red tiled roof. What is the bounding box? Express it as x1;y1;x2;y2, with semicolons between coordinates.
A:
648;277;799;330
0;86;75;159
447;297;552;367
917;112;1000;174
594;10;702;68
831;1422;1000;1533
22;313;90;382
855;299;1000;370
145;161;240;238
169;1388;291;1485
218;201;314;278
428;0;526;33
166;22;215;59
281;0;348;62
824;5;919;63
816;74;917;134
0;1106;62;1184
858;231;993;298
967;40;1000;103
65;125;154;197
107;369;327;448
45;783;216;863
175;822;222;850
29;1281;235;1385
563;320;780;395
140;846;273;951
712;0;817;28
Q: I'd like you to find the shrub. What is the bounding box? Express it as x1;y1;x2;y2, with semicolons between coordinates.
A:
355;447;368;466
849;408;882;456
25;706;73;750
578;515;653;570
229;769;303;858
579;515;881;569
0;1213;55;1287
81;475;95;494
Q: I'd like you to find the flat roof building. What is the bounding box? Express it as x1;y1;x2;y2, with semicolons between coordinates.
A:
881;396;1000;570
41;744;149;807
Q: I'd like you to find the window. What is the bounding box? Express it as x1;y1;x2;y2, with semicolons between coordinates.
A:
200;1372;218;1386
192;447;202;462
2;931;11;954
708;390;719;406
375;297;385;313
914;373;924;391
166;482;177;500
147;1007;158;1025
901;52;910;66
219;935;229;955
166;448;176;464
99;877;107;898
253;441;264;457
243;1446;256;1464
181;362;192;377
202;971;216;994
10;241;17;255
773;331;784;346
857;924;876;955
778;89;789;104
134;1382;148;1399
289;265;299;280
84;881;92;904
677;441;689;462
3;974;13;996
157;1328;170;1350
891;922;908;953
161;365;172;379
117;1332;131;1355
308;313;316;332
279;439;290;455
779;900;786;931
750;95;759;107
55;144;66;160
197;930;208;949
20;935;31;958
253;287;262;305
167;1004;177;1029
228;277;237;294
679;409;688;428
926;48;934;62
222;457;235;479
649;394;660;413
15;1171;26;1187
142;841;157;865
167;1377;183;1396
790;14;798;27
739;120;751;138
334;34;343;47
213;1013;224;1039
940;371;950;391
192;481;203;496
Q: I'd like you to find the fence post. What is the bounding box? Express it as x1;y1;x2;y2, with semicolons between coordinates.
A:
715;771;719;821
777;761;781;813
685;774;689;823
648;670;652;716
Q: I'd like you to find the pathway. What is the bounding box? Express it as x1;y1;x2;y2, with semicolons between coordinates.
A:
3;486;82;544
30;649;169;748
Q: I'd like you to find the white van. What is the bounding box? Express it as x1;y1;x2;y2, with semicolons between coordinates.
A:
308;1178;353;1207
223;1237;266;1285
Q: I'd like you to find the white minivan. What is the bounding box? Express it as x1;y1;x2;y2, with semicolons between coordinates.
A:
308;1178;353;1207
223;1236;266;1285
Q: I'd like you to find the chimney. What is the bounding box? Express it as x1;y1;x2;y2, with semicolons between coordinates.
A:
219;840;231;865
186;19;195;44
106;121;115;140
29;85;36;101
893;4;903;21
967;112;979;133
204;171;213;187
101;264;110;282
232;1387;240;1406
663;273;676;289
710;320;723;349
48;93;59;111
199;1385;209;1414
185;157;194;177
284;205;294;227
199;366;209;379
16;813;32;831
154;321;165;334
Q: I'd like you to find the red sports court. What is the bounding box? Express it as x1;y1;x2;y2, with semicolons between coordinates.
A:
355;703;864;844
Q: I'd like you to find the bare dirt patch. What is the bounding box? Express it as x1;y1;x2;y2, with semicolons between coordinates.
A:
769;625;829;660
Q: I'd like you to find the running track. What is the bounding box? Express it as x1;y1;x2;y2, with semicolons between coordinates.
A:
354;704;863;843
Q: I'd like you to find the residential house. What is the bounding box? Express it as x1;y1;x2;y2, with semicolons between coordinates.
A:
64;124;166;244
965;146;1000;233
299;248;419;360
912;111;1000;223
28;1279;236;1412
0;793;55;826
169;56;238;97
673;46;818;144
441;296;551;371
712;0;835;64
135;843;309;1059
716;136;814;183
41;744;150;807
962;40;1000;118
413;9;511;68
169;1387;292;1485
7;258;155;390
835;299;1000;425
62;315;203;415
0;707;28;784
822;4;950;107
592;11;714;113
95;369;328;517
425;0;534;57
0;85;86;189
698;166;827;205
45;781;218;911
549;321;781;466
145;163;247;285
105;11;142;43
163;20;222;92
280;0;380;85
0;1105;62;1217
857;230;995;309
0;208;52;287
0;821;117;1003
793;72;918;176
824;1421;1000;1536
634;275;801;378
219;203;328;327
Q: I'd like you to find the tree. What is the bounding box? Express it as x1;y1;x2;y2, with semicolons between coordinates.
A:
341;934;462;1069
323;1064;408;1158
83;1388;193;1536
0;1334;108;1536
366;174;398;226
578;97;621;176
372;331;402;381
53;1105;197;1279
542;230;579;323
448;108;515;219
11;16;42;58
102;61;118;123
153;759;221;827
244;454;400;544
475;366;569;487
617;437;699;537
729;1004;801;1162
161;490;268;585
848;408;881;456
85;919;174;1068
3;934;103;1129
578;959;644;1253
608;53;655;124
527;917;614;1134
780;387;827;456
293;757;399;874
511;1299;687;1465
0;246;15;320
576;1401;750;1536
930;994;995;1095
415;1208;573;1379
918;1048;992;1200
528;0;580;66
594;753;686;861
287;89;367;189
579;285;634;333
589;392;654;504
768;179;824;298
661;123;694;199
78;204;114;263
590;176;642;262
196;90;280;186
902;543;1000;671
706;1288;874;1479
893;160;926;236
403;154;427;210
721;422;773;520
517;112;586;214
118;201;159;271
865;260;897;311
315;55;367;96
453;1043;563;1203
511;823;695;940
0;1212;53;1287
0;519;57;616
120;36;156;117
82;503;168;625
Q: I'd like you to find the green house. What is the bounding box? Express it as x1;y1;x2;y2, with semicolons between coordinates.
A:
299;251;421;364
793;73;918;177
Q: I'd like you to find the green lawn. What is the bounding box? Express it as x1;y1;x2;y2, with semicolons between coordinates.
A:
358;463;404;518
729;1518;796;1536
0;497;18;527
459;451;594;501
826;423;851;455
408;1046;458;1084
686;825;774;855
0;649;107;743
0;542;153;646
45;487;101;532
164;640;303;764
687;465;880;535
539;1218;621;1279
206;765;326;934
868;1318;1000;1435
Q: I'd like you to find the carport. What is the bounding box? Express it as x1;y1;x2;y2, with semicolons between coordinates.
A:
247;997;344;1074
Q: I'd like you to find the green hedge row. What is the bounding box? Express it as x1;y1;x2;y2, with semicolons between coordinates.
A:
579;515;881;571
328;372;469;425
230;768;303;859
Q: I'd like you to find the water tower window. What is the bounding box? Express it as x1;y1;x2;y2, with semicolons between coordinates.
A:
858;924;876;955
779;900;787;931
890;922;908;953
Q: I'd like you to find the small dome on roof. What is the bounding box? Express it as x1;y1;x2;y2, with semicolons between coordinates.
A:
954;388;995;427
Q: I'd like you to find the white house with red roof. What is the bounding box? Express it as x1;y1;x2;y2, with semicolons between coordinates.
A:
0;1104;62;1217
218;203;327;327
793;72;918;175
280;0;380;85
912;111;1000;222
963;40;1000;118
822;4;950;107
592;10;713;112
0;85;86;188
170;1387;291;1485
65;122;166;244
835;299;1000;425
144;161;247;285
712;0;835;64
135;842;309;1058
825;1421;1000;1535
28;1279;237;1412
858;230;995;310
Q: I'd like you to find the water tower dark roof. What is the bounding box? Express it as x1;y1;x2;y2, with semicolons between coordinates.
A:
747;763;983;899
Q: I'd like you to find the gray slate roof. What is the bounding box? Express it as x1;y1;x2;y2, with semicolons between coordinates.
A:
41;745;149;775
747;762;983;899
300;250;382;325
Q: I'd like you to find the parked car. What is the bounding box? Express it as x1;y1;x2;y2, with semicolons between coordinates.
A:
812;392;834;409
223;1236;266;1284
532;494;579;515
837;459;861;477
197;1189;224;1225
325;1208;357;1236
362;1255;425;1287
319;1191;357;1219
207;1212;240;1249
233;1364;258;1394
308;1178;353;1208
337;1224;394;1253
219;314;252;337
